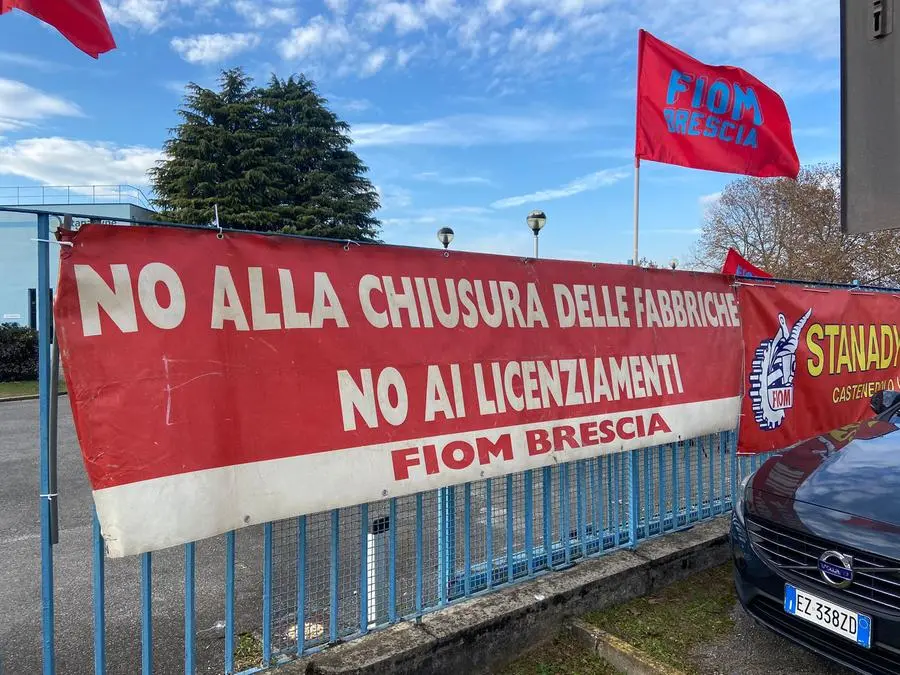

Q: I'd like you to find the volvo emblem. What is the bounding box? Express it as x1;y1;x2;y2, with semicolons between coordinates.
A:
818;550;854;589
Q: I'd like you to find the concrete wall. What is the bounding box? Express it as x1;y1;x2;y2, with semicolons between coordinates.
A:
0;204;156;325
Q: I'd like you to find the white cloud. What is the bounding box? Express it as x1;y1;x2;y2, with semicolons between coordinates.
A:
509;26;560;54
325;0;347;14
233;0;295;27
699;192;721;206
362;49;389;76
326;95;372;113
365;2;427;34
0;52;60;72
375;184;413;209
381;215;439;227
171;33;261;64
0;138;161;185
414;171;492;186
162;80;188;94
649;0;838;62
423;0;458;20
396;45;420;68
352;113;596;147
112;0;839;90
278;16;352;60
102;0;168;31
0;80;81;132
491;166;630;208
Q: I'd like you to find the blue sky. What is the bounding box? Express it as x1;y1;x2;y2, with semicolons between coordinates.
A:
0;0;839;265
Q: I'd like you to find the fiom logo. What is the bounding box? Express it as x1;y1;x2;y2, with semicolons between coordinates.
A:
749;309;813;431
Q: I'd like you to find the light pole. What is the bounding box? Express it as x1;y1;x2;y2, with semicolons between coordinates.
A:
437;226;454;249
526;209;546;259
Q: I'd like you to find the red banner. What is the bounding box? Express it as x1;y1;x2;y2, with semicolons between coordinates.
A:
56;224;743;556
737;284;900;454
721;248;772;278
635;29;799;179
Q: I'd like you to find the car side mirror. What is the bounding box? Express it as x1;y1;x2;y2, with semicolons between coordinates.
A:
871;390;900;415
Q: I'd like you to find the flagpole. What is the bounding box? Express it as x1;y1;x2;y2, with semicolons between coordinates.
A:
632;28;644;268
632;157;640;265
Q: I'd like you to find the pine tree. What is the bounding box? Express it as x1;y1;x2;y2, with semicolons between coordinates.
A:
150;68;381;240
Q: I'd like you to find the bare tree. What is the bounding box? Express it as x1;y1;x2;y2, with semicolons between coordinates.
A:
690;163;900;286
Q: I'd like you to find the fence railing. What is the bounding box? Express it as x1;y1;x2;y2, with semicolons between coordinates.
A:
0;184;153;210
22;207;861;675
81;433;773;674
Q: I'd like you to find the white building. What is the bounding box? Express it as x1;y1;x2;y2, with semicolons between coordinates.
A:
0;185;156;326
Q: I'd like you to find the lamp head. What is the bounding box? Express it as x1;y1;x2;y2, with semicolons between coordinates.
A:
437;226;455;249
526;209;546;234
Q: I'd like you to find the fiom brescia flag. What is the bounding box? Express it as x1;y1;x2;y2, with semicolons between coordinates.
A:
721;248;772;279
635;30;799;179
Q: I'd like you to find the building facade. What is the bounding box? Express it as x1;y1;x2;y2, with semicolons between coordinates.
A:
0;186;156;326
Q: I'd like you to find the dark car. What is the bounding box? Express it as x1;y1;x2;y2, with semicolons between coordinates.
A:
732;390;900;675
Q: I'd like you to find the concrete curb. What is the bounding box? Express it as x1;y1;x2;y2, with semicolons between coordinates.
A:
568;619;684;675
0;392;67;403
283;517;731;675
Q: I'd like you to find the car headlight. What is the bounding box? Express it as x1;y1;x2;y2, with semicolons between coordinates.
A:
733;473;753;526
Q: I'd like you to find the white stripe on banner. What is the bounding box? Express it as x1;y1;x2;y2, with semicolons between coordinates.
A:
95;396;740;557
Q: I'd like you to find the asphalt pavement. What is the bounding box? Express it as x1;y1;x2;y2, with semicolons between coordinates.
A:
693;604;854;675
0;398;265;674
0;398;857;675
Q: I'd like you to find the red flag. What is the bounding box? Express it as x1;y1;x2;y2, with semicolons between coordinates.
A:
721;248;772;278
1;0;116;58
635;30;799;179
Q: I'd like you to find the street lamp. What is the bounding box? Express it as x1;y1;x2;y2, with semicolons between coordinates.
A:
437;226;454;249
526;209;546;258
670;258;678;270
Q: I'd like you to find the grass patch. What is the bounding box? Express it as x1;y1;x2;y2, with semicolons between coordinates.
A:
0;380;66;399
233;632;263;671
496;633;620;675
584;564;735;674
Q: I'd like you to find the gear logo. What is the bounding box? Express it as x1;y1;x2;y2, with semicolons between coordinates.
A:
749;308;813;430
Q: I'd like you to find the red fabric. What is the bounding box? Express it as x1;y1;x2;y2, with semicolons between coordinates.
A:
56;223;744;489
635;30;799;179
737;284;900;454
1;0;115;58
721;248;772;278
54;224;746;555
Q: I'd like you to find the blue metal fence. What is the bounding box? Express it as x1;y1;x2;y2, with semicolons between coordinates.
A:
82;433;769;674
25;207;859;674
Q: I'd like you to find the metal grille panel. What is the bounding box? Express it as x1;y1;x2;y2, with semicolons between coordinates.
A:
748;517;900;613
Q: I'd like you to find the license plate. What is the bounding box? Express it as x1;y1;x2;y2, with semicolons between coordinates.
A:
784;584;872;648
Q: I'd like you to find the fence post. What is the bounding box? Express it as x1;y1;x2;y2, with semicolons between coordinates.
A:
92;510;105;674
141;553;153;674
730;430;738;508
37;211;56;675
437;487;455;603
360;504;369;633
49;328;60;545
224;532;235;674
366;513;389;626
184;542;196;674
627;449;640;549
263;523;273;666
